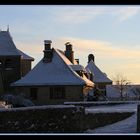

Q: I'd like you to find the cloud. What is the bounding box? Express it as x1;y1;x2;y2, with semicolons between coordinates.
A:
52;6;140;24
55;37;140;84
110;62;140;84
53;6;105;24
15;37;140;84
16;41;43;59
56;37;140;60
16;36;140;63
113;6;140;22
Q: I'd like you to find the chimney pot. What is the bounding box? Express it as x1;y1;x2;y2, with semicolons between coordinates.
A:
43;40;53;63
65;42;74;64
88;54;95;63
44;40;52;44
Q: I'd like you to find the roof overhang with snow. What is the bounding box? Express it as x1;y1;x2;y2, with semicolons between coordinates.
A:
86;60;112;84
18;49;34;61
11;48;94;87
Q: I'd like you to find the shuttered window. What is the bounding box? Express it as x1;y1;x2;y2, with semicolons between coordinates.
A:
50;87;65;99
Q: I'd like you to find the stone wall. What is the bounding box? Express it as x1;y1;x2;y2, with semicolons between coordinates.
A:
0;105;134;133
0;105;85;133
21;60;32;77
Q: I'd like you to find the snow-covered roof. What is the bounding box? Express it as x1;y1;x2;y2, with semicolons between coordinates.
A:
86;60;112;83
57;49;78;65
57;49;94;86
69;65;86;72
85;67;92;74
17;49;34;61
0;30;34;61
44;40;52;44
0;31;20;56
11;48;94;87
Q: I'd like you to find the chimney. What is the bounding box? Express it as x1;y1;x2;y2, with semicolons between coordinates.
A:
43;40;53;63
65;42;74;64
88;54;95;63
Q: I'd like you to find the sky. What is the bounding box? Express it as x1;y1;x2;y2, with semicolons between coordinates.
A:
0;5;140;84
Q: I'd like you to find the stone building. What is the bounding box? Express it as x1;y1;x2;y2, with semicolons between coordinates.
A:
0;30;34;93
85;54;112;96
11;40;94;105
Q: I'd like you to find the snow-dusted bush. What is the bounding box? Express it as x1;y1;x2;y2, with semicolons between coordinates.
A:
1;94;34;107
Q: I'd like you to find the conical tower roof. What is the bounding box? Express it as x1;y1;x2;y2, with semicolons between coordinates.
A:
86;60;112;83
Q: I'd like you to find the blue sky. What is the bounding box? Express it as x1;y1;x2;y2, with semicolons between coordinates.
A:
0;5;140;84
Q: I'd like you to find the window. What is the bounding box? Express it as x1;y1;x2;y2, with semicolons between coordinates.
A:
50;87;65;99
98;84;106;89
5;59;12;69
30;88;38;100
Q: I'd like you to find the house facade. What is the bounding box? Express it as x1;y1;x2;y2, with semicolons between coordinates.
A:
11;40;94;105
0;30;34;93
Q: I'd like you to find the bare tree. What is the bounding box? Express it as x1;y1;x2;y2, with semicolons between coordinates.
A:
112;73;131;100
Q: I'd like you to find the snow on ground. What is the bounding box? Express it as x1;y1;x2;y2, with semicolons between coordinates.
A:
64;101;140;105
0;105;76;112
85;103;138;133
85;103;137;113
86;113;137;133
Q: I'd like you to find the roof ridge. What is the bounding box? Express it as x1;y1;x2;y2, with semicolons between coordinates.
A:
55;49;93;87
55;49;85;84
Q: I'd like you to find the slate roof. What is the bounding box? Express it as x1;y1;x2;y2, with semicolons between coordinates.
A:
0;30;34;61
0;31;20;56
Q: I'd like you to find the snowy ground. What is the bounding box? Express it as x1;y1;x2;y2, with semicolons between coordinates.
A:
85;103;138;134
85;103;137;113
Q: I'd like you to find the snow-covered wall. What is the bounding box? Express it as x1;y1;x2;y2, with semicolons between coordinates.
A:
0;105;85;133
0;105;134;133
